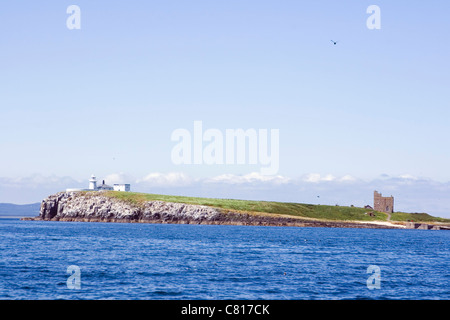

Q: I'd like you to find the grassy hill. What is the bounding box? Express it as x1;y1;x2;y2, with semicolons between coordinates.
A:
99;191;450;223
390;211;449;223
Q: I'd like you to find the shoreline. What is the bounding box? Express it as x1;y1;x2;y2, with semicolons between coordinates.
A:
353;220;407;228
23;215;450;230
22;215;405;230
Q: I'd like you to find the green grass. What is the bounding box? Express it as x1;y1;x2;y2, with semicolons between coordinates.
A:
95;191;400;222
390;211;450;223
79;191;450;223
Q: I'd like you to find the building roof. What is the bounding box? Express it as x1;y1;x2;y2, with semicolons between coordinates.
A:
97;180;113;190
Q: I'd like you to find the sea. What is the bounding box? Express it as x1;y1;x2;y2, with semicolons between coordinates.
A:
0;218;449;300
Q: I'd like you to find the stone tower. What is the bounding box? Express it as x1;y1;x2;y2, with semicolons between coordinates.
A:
373;191;394;213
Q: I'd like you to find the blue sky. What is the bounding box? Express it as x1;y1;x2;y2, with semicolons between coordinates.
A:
1;1;450;217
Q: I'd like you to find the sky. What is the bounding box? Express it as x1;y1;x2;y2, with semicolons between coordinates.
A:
1;1;450;217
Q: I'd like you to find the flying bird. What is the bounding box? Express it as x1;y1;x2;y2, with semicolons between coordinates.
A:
330;40;338;45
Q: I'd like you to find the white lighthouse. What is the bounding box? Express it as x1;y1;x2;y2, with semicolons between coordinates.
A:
88;174;97;190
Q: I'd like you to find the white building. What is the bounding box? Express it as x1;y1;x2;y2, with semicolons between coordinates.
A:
113;184;131;192
66;175;131;192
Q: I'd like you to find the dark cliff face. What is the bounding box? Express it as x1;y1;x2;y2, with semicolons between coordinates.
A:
27;192;401;229
40;199;58;220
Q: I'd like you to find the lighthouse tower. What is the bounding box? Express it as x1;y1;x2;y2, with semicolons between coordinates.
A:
89;174;97;190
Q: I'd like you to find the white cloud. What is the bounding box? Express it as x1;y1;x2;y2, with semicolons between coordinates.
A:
398;174;419;180
0;174;83;204
0;174;82;189
102;172;134;185
339;175;357;182
206;172;291;185
302;174;357;183
137;172;193;187
303;173;321;183
303;173;337;183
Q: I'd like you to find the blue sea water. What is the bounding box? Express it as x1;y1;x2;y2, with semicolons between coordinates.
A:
0;218;449;300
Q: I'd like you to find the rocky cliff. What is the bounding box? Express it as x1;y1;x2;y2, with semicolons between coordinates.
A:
25;191;400;229
34;192;224;224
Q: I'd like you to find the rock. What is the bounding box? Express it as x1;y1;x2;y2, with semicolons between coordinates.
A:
31;191;224;224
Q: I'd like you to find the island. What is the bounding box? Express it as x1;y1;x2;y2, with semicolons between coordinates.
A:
22;191;450;230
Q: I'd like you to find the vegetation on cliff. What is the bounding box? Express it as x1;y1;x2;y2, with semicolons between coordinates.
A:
101;191;450;223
